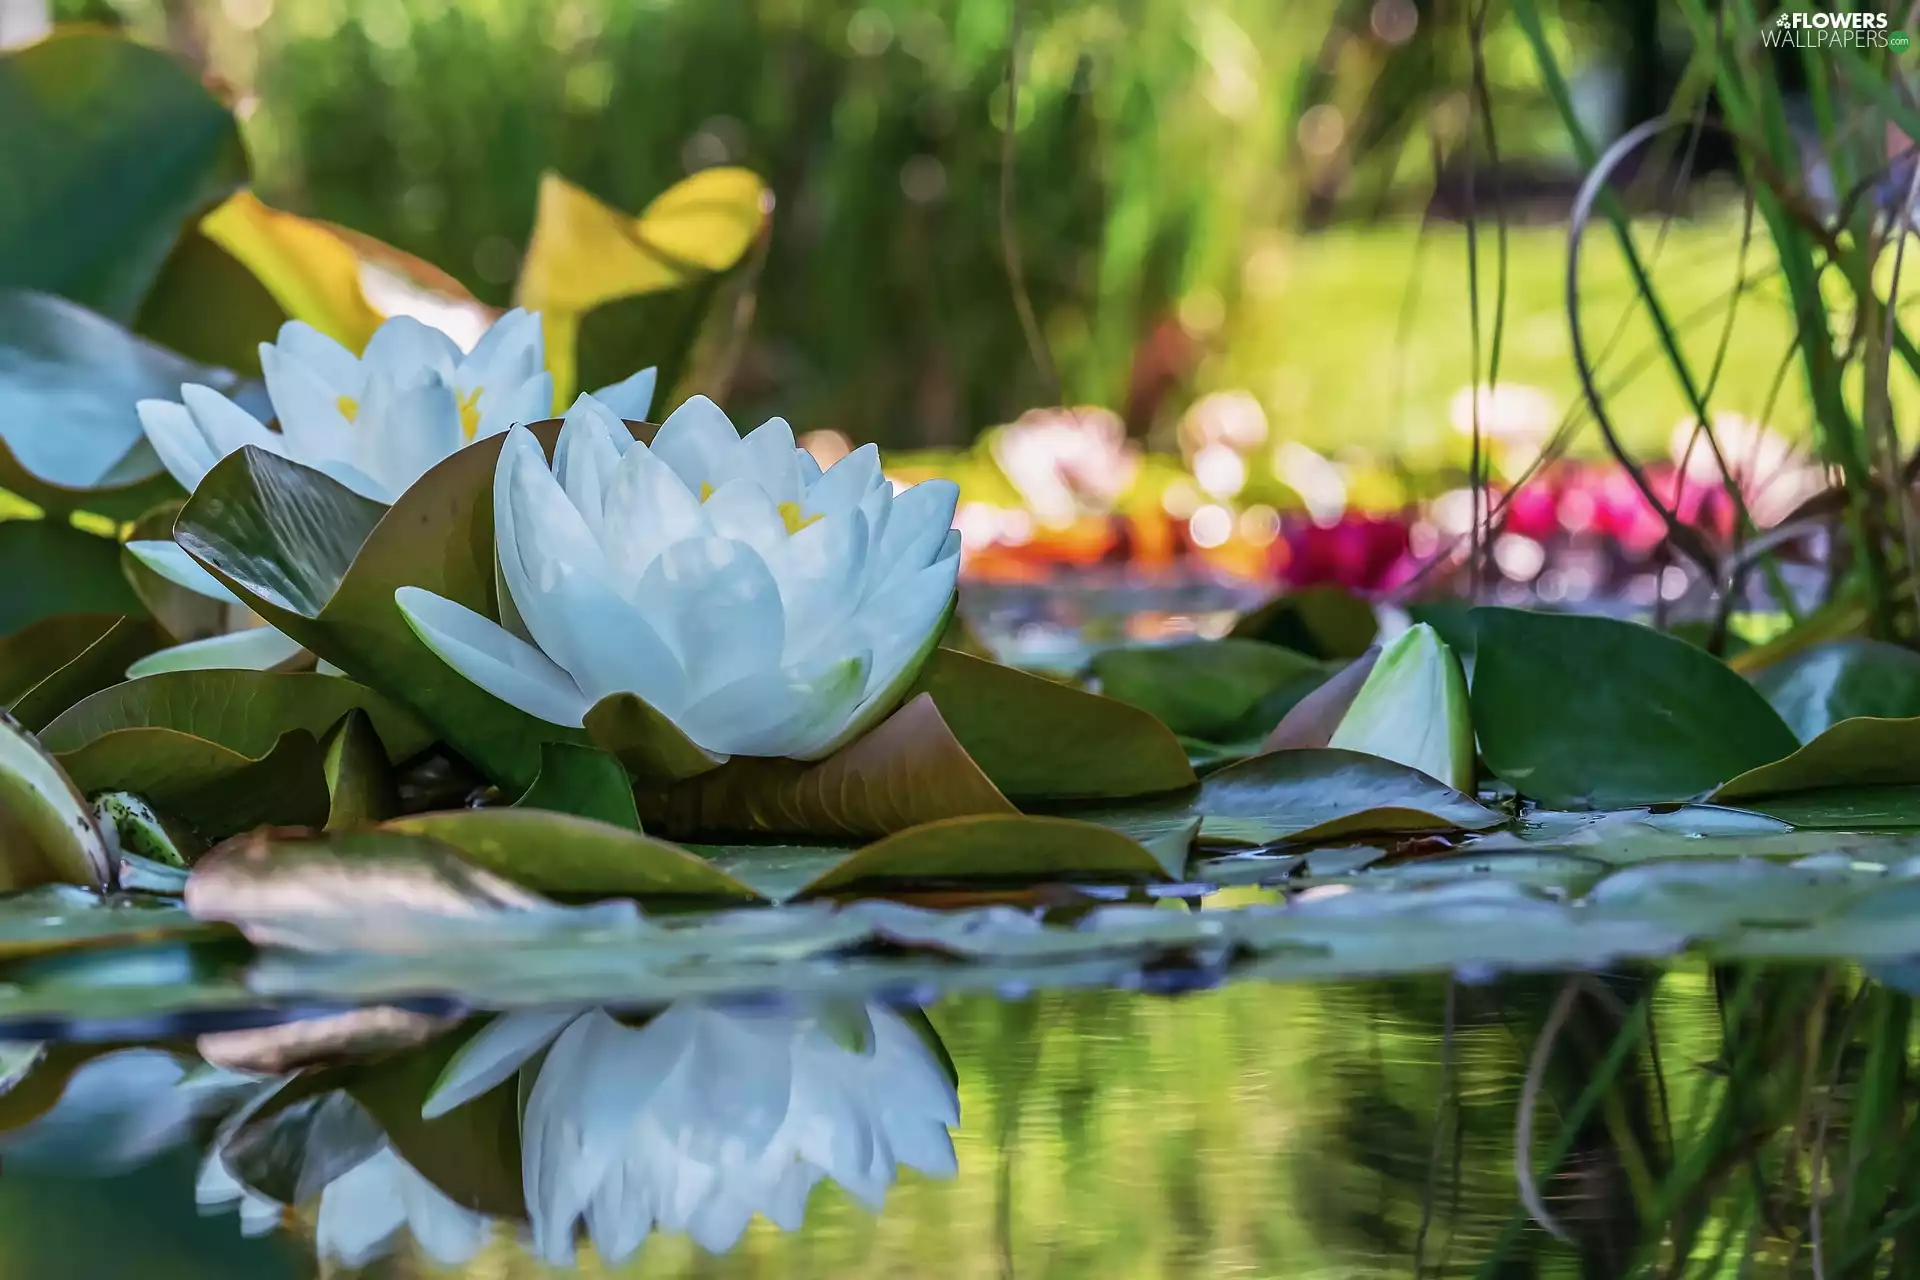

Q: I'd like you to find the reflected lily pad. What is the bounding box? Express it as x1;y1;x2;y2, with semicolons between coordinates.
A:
1190;748;1503;846
1470;607;1799;808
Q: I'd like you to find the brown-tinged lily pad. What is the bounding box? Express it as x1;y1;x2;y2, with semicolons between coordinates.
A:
905;649;1196;801
386;808;758;900
643;693;1016;841
1260;645;1380;752
796;814;1178;896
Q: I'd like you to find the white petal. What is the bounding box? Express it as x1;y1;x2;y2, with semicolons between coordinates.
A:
137;398;217;491
259;344;356;467
649;395;741;492
720;417;801;507
761;508;868;662
126;627;306;678
630;537;785;699
801;443;880;520
395;585;590;726
796;446;824;485
857;553;959;688
699;477;788;557
423;1007;581;1119
677;652;870;757
871;478;958;588
272;320;363;394
495;430;688;710
586;366;658;422
362;315;460;385
126;539;242;604
355;370;463;496
179;384;282;460
597;440;712;590
552;394;634;536
473;371;555;441
461;307;544;393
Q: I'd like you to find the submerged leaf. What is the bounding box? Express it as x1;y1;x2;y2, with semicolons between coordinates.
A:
1470;607;1798;808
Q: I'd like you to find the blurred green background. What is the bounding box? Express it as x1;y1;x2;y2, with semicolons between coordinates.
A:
28;0;1803;465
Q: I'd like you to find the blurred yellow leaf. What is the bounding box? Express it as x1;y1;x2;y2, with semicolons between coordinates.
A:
518;168;769;401
202;192;496;355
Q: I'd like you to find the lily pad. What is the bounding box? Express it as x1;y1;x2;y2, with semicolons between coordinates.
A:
0;885;209;957
1739;786;1920;828
514;742;640;830
175;434;578;791
1089;639;1326;742
1752;638;1920;740
386;809;758;900
321;710;399;829
905;649;1196;801
1229;586;1378;659
0;520;147;636
581;692;721;787
0;714;113;890
1470;607;1799;808
0;31;245;324
0;615;165;733
1191;748;1504;846
39;670;430;836
1713;718;1920;800
796;814;1179;896
643;694;1016;841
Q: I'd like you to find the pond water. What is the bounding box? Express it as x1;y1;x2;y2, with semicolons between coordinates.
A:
0;958;1898;1278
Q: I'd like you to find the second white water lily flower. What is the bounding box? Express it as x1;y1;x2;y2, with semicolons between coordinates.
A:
420;1000;960;1263
123;308;657;676
1328;621;1475;792
396;395;961;759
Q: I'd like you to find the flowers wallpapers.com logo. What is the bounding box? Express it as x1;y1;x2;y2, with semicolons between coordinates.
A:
1766;9;1908;49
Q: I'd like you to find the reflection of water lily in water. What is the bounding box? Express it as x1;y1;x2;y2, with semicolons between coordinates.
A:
397;395;962;758
423;1001;960;1263
0;1048;253;1174
198;1143;492;1268
122;309;658;677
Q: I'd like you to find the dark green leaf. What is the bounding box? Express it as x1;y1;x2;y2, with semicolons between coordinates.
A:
0;520;145;635
905;649;1196;801
1470;607;1798;808
1229;586;1378;658
1753;638;1920;741
1713;718;1920;800
0;713;113;890
798;815;1177;895
1089;639;1326;741
122;503;228;643
387;808;758;899
0;614;165;732
642;693;1016;841
582;692;721;787
515;742;640;829
1193;748;1504;845
132;226;288;378
1740;786;1920;828
0;32;245;321
55;726;328;836
322;710;398;829
177;433;575;790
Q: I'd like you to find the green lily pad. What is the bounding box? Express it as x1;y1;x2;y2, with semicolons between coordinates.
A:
386;808;758;900
1470;607;1799;808
1191;748;1504;846
0;521;147;636
643;693;1016;841
1752;638;1920;740
39;670;430;837
797;814;1179;896
515;742;640;830
1088;639;1326;742
0;614;165;733
1229;586;1378;659
905;649;1196;801
1739;786;1920;828
1466;810;1920;866
0;714;112;890
1713;718;1920;800
0;885;211;957
175;434;577;791
132;225;289;379
0;31;245;324
1581;858;1881;937
581;692;721;787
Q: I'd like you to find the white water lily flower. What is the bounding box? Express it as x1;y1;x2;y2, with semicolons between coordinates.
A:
198;1143;491;1267
124;308;658;675
1328;621;1475;792
420;1001;959;1264
395;395;961;759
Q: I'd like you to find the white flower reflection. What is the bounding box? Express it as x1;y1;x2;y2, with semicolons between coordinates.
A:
423;1000;961;1264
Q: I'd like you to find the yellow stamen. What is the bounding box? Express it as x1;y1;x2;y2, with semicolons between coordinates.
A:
458;388;484;441
336;395;358;422
696;481;820;534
